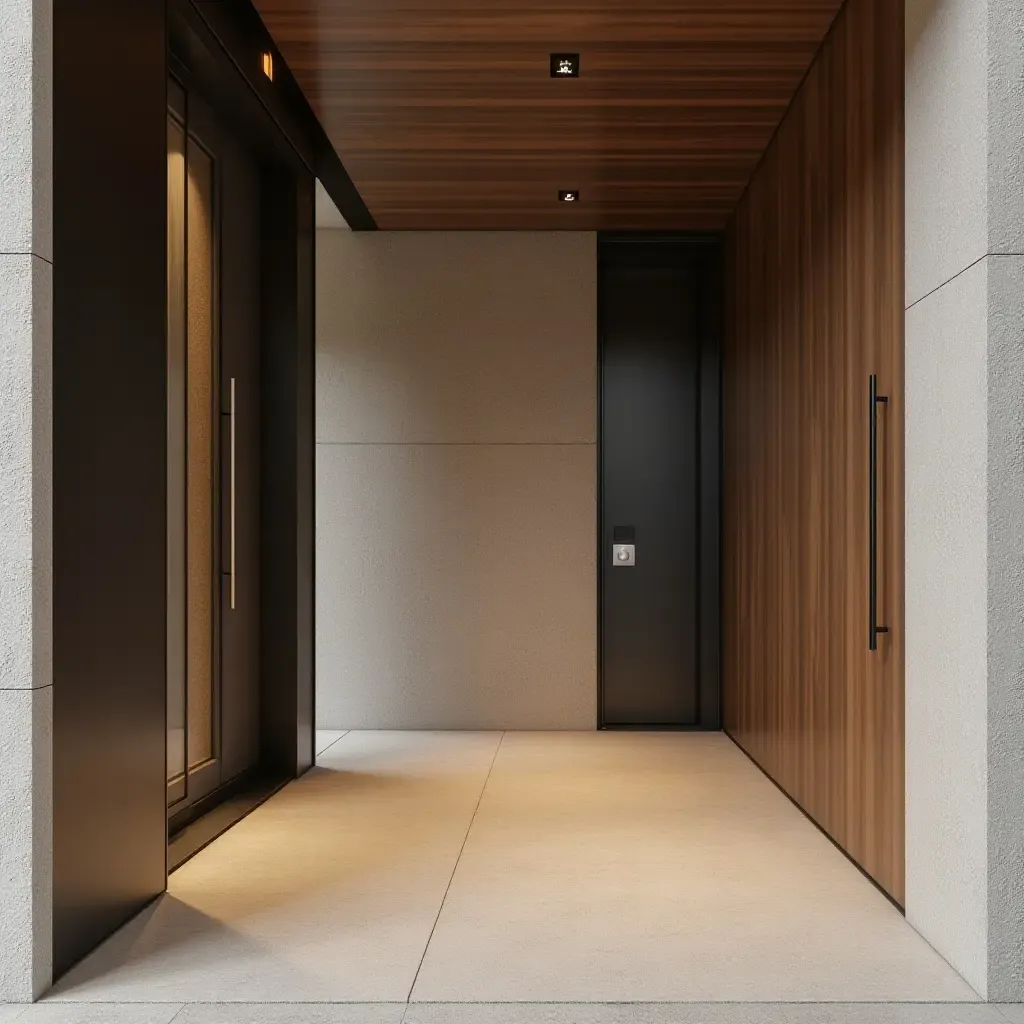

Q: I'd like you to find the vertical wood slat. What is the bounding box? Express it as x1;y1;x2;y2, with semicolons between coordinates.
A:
723;0;905;904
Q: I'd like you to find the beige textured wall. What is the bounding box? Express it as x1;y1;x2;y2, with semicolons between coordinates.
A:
315;231;597;729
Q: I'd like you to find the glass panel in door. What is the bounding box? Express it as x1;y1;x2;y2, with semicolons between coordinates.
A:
167;88;220;810
167;112;187;790
185;137;216;772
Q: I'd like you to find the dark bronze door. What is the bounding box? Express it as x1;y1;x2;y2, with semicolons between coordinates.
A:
166;79;261;825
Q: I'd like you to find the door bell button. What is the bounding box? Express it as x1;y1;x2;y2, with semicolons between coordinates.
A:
613;543;635;567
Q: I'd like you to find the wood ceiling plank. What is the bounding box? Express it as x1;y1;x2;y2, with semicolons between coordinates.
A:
253;0;846;229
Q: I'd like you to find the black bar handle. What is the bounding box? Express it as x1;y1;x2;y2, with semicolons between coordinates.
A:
869;374;890;652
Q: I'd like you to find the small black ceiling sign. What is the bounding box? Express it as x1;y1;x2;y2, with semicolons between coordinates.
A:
550;53;580;78
558;190;580;203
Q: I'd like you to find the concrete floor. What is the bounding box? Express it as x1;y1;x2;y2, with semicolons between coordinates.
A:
21;731;1015;1023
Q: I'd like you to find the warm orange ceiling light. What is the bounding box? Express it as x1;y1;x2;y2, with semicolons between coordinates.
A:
261;51;274;81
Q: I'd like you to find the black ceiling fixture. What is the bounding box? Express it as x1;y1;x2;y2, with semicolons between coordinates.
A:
558;190;580;203
550;53;580;78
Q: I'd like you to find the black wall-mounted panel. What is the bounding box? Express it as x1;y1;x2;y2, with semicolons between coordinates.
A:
53;0;169;977
260;171;316;777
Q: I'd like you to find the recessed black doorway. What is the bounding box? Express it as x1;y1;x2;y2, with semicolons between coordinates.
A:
598;235;721;729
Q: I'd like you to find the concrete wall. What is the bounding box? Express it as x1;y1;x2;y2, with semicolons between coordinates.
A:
0;0;53;1002
315;231;597;730
905;0;1024;1000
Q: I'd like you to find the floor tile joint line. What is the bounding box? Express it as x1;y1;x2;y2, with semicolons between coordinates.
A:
405;730;506;1003
316;730;351;760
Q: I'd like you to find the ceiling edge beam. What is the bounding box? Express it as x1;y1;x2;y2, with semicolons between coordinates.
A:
190;0;377;230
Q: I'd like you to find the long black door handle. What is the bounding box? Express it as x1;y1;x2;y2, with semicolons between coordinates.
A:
869;374;889;652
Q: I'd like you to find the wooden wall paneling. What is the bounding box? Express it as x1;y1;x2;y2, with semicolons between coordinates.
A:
723;0;904;903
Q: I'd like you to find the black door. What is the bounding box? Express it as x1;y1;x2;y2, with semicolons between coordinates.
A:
166;80;262;826
599;237;720;728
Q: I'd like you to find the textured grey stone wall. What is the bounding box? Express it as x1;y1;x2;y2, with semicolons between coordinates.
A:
905;0;1024;1001
0;0;53;1003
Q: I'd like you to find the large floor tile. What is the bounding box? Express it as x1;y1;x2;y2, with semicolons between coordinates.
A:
44;731;982;1007
0;1009;26;1023
16;1006;182;1024
171;1003;406;1024
51;732;501;1003
404;1004;793;1024
411;733;978;1003
993;1008;1024;1024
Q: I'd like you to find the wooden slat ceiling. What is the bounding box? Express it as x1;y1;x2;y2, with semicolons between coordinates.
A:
252;1;846;230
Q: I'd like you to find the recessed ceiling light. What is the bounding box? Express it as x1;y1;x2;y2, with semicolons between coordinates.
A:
550;53;580;78
261;51;274;81
558;190;580;203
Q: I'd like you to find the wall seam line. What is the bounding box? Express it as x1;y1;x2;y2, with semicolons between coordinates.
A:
0;252;53;265
904;254;1024;312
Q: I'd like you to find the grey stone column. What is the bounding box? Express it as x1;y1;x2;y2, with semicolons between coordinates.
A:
905;0;1024;1000
0;0;52;1002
